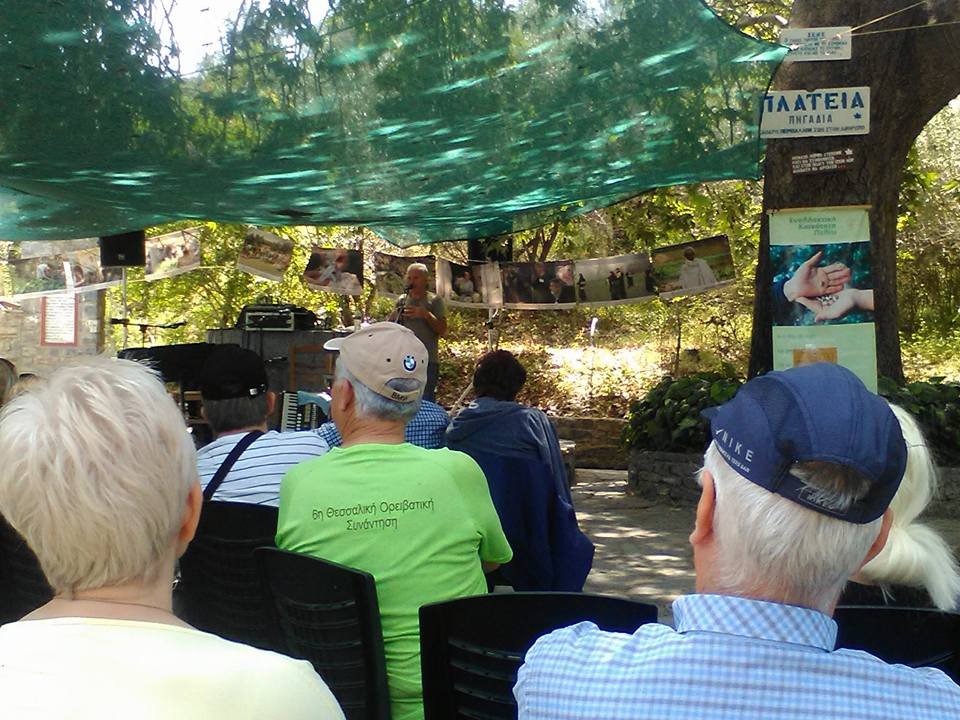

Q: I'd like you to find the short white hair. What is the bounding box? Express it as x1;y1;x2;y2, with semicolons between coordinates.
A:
703;442;883;612
0;356;198;594
336;363;420;423
406;262;428;276
858;405;960;610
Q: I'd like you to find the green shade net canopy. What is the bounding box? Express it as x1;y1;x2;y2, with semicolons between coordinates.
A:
0;1;786;245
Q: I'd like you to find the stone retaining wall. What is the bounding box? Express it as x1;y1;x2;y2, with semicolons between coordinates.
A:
550;416;628;470
628;449;960;518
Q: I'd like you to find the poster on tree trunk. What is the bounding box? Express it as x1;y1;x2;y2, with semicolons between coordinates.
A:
769;206;877;392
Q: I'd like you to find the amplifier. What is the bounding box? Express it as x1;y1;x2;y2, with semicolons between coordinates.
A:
243;310;294;331
237;304;317;331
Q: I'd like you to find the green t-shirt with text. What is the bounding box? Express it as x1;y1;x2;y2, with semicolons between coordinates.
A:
276;443;512;720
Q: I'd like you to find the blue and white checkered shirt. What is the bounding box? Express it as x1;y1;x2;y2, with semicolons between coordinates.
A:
515;593;960;719
317;399;449;449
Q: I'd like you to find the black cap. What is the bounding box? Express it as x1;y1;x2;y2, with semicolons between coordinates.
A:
200;345;268;401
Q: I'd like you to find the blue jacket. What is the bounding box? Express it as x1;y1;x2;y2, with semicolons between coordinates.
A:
446;397;572;504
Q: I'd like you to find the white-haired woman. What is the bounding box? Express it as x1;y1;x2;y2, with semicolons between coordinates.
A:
0;357;344;720
0;357;15;407
841;404;960;611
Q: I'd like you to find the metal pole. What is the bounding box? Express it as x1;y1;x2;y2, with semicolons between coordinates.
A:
121;267;129;349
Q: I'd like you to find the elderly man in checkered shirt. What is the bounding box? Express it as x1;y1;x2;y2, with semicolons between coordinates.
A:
317;397;449;449
515;364;960;720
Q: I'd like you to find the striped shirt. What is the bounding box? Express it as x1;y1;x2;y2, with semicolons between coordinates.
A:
317;399;450;450
515;593;960;720
197;430;329;506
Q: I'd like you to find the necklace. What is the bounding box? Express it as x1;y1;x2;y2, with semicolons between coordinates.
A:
53;596;179;619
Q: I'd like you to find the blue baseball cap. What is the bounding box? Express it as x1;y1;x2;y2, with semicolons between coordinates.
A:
702;363;906;524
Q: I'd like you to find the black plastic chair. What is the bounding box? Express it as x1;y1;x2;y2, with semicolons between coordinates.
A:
835;605;960;681
0;514;53;623
420;592;658;720
176;501;282;651
255;548;390;720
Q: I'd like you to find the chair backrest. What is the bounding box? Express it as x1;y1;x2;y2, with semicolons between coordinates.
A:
255;548;390;720
462;451;594;591
834;605;960;681
290;344;335;392
0;514;53;624
420;592;657;720
175;501;282;651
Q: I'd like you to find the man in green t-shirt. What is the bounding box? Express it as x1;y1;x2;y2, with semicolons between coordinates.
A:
276;323;512;720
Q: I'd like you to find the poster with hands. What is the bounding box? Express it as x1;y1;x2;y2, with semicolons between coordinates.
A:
768;206;877;392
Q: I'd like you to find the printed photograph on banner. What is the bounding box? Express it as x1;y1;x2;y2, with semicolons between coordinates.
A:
66;247;123;293
302;248;363;296
7;254;69;298
652;235;735;299
145;228;201;281
770;241;873;326
17;238;97;259
374;252;436;299
237;228;293;282
436;259;502;307
572;253;654;305
500;260;576;308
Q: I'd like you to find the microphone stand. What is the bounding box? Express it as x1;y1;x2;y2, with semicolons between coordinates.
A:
109;319;186;347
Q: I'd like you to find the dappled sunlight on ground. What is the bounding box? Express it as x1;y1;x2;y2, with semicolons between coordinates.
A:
573;470;696;624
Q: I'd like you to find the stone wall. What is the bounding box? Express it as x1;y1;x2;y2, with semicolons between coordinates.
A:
0;293;104;375
551;415;628;470
628;448;960;519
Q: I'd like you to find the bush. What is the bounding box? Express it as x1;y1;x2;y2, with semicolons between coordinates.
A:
878;376;960;467
622;372;742;453
623;372;960;466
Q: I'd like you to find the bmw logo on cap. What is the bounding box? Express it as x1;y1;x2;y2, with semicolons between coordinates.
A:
403;355;417;371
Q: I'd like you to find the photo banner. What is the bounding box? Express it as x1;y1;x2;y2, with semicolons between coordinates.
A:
651;235;735;299
65;247;123;293
374;253;436;299
500;260;576;309
7;254;70;300
769;206;877;392
145;228;201;281
302;247;363;296
436;259;502;308
237;228;293;282
572;253;654;305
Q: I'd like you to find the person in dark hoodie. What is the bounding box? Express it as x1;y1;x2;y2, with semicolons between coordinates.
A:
447;350;571;503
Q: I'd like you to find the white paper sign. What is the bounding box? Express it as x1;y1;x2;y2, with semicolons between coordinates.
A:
781;27;852;62
761;87;869;139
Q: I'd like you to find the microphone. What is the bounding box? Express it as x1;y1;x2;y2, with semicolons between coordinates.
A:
404;283;414;292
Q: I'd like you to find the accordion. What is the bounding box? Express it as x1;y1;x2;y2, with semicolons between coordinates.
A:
280;390;331;432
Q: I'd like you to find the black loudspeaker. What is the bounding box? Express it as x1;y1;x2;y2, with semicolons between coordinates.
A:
99;230;146;267
468;235;513;263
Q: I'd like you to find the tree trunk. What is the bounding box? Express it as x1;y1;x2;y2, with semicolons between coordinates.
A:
749;0;960;381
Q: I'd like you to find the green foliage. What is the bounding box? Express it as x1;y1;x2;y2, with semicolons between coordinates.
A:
621;372;742;453
878;376;960;467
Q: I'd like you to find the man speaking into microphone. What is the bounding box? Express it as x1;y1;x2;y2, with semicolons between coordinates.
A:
389;262;446;401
